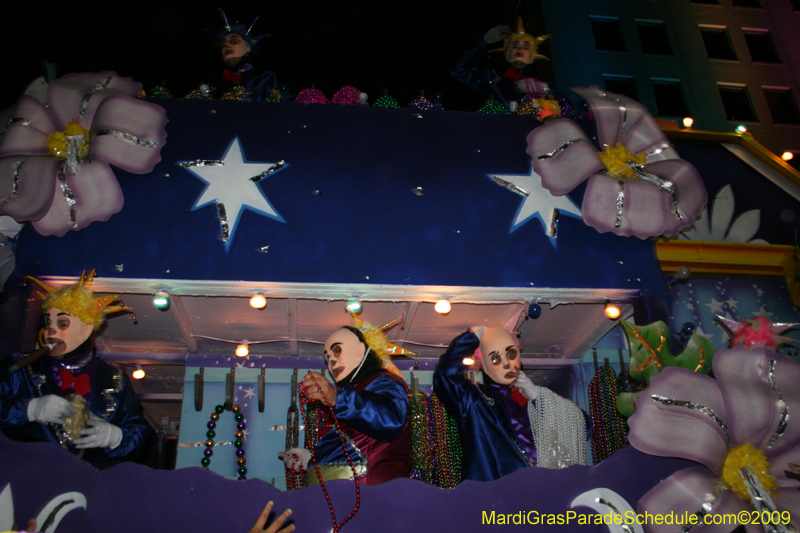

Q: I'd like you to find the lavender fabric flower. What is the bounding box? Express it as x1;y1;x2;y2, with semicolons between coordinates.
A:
0;72;168;236
628;348;800;533
527;85;706;239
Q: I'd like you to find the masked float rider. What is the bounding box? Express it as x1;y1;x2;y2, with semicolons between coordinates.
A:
0;271;149;468
434;326;589;481
281;322;412;485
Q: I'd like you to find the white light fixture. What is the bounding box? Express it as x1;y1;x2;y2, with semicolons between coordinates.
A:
249;294;267;309
604;302;622;320
736;124;748;134
782;151;794;162
132;364;145;380
345;298;363;314
434;299;451;314
152;291;170;310
462;356;476;366
682;117;693;128
236;341;250;357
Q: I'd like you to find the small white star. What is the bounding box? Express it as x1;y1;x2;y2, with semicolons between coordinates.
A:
243;387;256;400
242;428;250;442
183;136;287;250
694;326;714;341
236;361;246;368
756;288;765;297
686;302;695;311
725;298;738;311
490;168;581;247
753;306;774;319
705;298;725;314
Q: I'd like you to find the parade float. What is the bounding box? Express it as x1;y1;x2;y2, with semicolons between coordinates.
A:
1;69;799;533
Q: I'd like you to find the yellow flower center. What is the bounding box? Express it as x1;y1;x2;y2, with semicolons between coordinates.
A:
597;143;647;180
720;443;778;501
46;120;91;160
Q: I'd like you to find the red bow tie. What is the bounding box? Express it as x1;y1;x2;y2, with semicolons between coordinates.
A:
59;368;91;396
504;67;523;82
222;70;243;84
511;388;528;407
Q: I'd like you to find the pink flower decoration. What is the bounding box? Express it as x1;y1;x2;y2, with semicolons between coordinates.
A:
0;71;168;236
527;85;707;239
295;88;329;104
331;86;365;106
628;348;800;533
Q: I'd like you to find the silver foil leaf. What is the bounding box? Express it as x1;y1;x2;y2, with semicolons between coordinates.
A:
249;160;285;182
767;358;788;448
615;180;625;228
739;467;795;533
178;160;224;168
650;394;731;444
492;176;529;197
1;117;31;138
56;161;79;229
78;76;111;118
536;138;588;160
259;246;269;253
629;163;683;221
94;129;158;148
65;135;85;175
594;498;634;533
599;90;628;143
646;142;673;159
217;200;229;242
1;159;25;207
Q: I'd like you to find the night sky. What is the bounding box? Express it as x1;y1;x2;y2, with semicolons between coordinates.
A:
2;1;550;112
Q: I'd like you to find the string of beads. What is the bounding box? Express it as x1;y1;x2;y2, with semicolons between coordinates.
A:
201;403;247;480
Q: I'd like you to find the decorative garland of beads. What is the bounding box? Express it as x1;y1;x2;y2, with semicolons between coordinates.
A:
428;393;462;488
201;404;248;480
587;362;628;464
373;94;400;109
408;96;434;111
298;373;360;533
477;100;509;115
409;390;433;483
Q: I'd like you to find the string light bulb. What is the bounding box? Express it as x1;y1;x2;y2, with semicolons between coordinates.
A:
152;291;170;310
736;125;748;134
132;364;145;380
434;299;451;314
236;341;250;357
782;152;794;161
462;356;476;366
604;302;621;320
249;294;267;309
682;117;693;128
345;298;363;314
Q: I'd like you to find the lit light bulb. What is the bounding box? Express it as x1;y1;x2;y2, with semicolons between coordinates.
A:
152;291;170;310
434;299;451;314
236;342;250;357
249;294;267;309
463;356;475;366
345;298;363;313
132;364;145;380
736;125;747;134
782;152;794;161
605;303;621;320
682;117;693;128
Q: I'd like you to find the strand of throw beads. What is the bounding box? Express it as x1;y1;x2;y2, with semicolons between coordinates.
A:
201;404;247;480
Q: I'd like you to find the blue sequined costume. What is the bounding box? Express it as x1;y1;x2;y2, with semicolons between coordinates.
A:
0;346;149;469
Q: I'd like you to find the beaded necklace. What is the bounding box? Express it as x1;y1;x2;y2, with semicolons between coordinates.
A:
201;404;247;479
299;373;360;533
587;362;629;463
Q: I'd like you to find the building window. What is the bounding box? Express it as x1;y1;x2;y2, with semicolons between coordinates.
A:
636;20;673;55
763;88;800;124
718;84;757;121
744;30;780;63
591;17;627;52
651;79;689;117
691;0;720;4
700;26;737;60
732;0;761;6
603;75;638;100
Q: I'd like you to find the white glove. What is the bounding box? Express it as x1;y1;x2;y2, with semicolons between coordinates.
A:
470;326;488;340
513;372;539;401
278;447;311;471
27;395;76;425
74;413;123;449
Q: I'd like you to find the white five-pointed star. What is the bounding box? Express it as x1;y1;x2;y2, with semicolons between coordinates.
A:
685;302;695;311
725;297;738;310
705;298;725;314
752;306;774;319
243;386;256;400
489;168;581;246
694;326;714;341
184;136;287;250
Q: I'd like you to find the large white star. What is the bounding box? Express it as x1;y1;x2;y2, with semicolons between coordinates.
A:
705;298;725;315
184;136;287;250
752;306;774;319
490;168;581;246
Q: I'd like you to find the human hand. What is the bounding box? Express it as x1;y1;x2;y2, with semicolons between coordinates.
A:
277;447;311;472
27;395;75;425
74;413;123;449
485;25;511;43
247;501;294;533
301;371;336;405
512;372;539;401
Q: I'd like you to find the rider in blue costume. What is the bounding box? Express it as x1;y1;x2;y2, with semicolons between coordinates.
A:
434;327;589;481
0;271;148;469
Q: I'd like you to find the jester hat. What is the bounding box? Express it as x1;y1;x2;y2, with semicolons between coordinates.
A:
503;18;550;61
349;313;414;380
